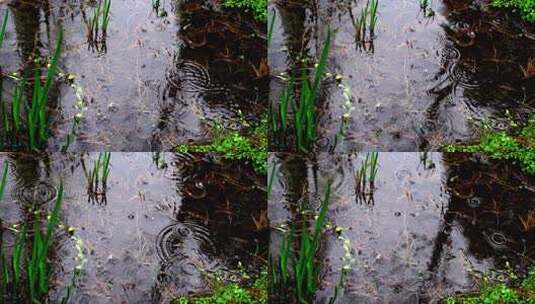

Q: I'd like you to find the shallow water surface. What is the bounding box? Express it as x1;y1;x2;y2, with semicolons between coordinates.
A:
269;0;535;151
0;0;267;151
269;152;535;303
0;152;267;303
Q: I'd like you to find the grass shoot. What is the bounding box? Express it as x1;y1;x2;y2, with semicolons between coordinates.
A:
83;152;111;203
349;0;379;44
354;152;379;203
85;0;111;50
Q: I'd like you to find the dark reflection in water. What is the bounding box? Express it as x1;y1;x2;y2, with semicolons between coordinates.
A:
152;1;268;149
442;154;535;267
269;153;535;303
269;0;535;152
424;1;535;149
0;152;267;303
152;153;268;302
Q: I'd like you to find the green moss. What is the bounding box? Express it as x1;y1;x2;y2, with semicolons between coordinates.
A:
223;0;267;22
177;120;267;174
173;271;267;304
492;0;535;22
444;115;535;175
445;267;535;304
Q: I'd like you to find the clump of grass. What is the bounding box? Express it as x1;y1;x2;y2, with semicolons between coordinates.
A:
270;183;342;303
0;10;8;49
270;30;331;152
492;0;535;22
177;119;268;174
82;152;111;203
1;30;63;150
0;181;65;303
84;0;111;51
174;270;268;304
354;152;379;203
222;0;267;22
348;0;379;45
446;267;535;303
444;115;535;175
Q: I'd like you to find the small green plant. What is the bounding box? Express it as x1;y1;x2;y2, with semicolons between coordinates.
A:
445;267;535;303
177;119;268;174
444;115;535;175
270;30;331;152
269;183;335;303
1;181;65;303
354;152;379;203
492;0;535;22
222;0;267;22
82;152;111;203
0;10;8;49
174;269;268;304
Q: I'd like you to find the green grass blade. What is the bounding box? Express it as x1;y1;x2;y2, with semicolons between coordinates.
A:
0;162;8;199
45;180;63;245
267;163;277;200
312;182;331;246
0;10;8;49
12;78;25;134
38;29;63;145
1;92;10;136
13;225;26;289
267;9;276;48
310;29;331;104
102;0;111;32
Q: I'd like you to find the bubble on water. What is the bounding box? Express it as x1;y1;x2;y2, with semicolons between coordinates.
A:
467;196;481;208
